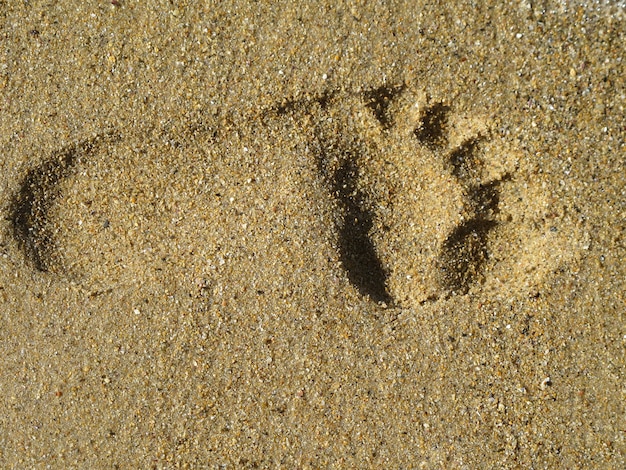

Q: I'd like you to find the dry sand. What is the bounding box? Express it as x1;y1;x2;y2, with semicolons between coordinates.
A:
0;1;624;468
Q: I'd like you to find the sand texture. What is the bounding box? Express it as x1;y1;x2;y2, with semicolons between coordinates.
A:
0;1;624;468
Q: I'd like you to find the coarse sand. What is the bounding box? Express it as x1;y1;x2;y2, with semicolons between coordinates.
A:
0;1;624;468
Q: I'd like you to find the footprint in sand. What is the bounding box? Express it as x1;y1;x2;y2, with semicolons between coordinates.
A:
7;85;585;307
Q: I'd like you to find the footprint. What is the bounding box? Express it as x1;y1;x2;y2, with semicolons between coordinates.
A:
7;86;585;307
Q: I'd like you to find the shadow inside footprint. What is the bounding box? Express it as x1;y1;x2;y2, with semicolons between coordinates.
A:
9;135;115;272
363;84;406;129
413;103;451;149
438;218;497;295
332;160;392;304
10;147;79;271
448;137;482;181
468;180;503;217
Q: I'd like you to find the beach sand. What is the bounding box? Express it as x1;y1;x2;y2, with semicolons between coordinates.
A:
0;1;624;468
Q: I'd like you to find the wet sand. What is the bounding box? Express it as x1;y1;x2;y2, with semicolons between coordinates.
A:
0;1;624;468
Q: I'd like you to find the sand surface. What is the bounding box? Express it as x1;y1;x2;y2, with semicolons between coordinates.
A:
0;1;624;468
